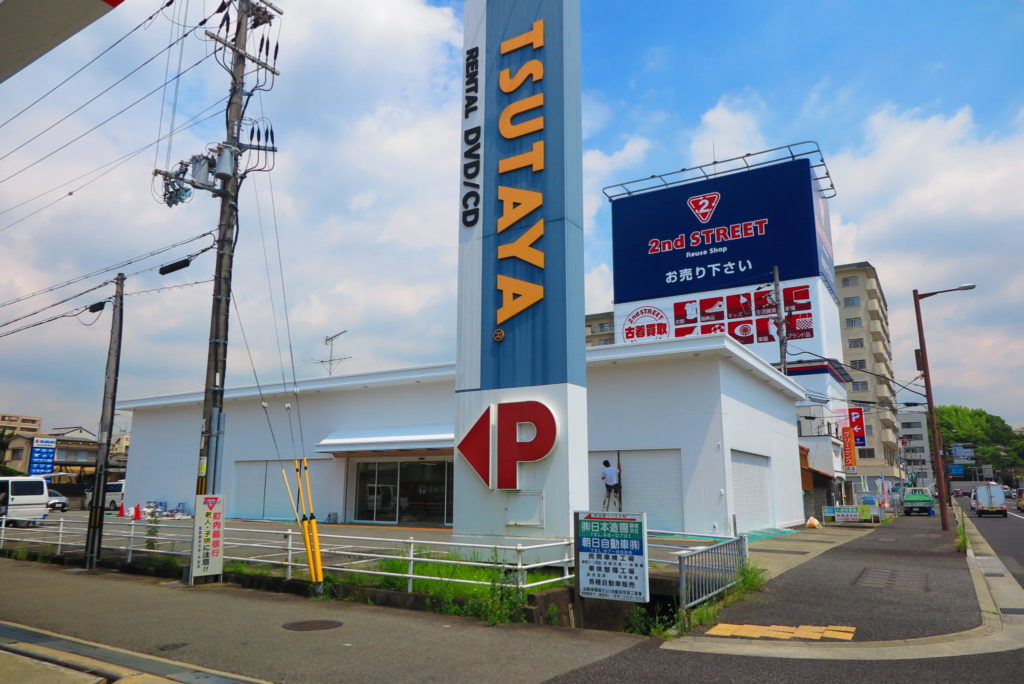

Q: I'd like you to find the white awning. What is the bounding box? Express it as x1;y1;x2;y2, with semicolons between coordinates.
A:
314;424;454;453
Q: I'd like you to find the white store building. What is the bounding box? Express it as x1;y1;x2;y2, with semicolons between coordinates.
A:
120;335;806;538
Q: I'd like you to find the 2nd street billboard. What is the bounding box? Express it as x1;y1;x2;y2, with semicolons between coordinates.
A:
610;159;835;304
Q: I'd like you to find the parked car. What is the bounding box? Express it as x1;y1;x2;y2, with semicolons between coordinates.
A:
974;483;1008;517
46;488;69;512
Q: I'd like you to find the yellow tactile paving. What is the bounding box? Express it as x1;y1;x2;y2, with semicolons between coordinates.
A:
821;629;856;640
706;623;857;641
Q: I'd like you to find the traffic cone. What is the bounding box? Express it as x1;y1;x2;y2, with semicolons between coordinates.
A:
118;501;126;517
133;504;142;520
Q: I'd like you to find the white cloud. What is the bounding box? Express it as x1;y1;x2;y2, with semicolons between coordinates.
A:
581;136;651;234
687;96;767;165
831;106;1024;424
584;262;613;315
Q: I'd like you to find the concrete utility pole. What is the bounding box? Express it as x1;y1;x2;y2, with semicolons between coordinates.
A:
913;283;975;532
153;0;279;496
195;0;252;496
84;273;125;570
773;265;788;374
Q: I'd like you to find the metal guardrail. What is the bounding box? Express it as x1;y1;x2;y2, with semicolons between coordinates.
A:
0;515;574;592
676;535;747;609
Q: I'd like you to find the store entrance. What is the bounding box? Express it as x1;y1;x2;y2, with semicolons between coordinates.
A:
353;459;453;525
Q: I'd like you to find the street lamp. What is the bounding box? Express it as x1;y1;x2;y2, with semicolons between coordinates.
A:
913;283;975;531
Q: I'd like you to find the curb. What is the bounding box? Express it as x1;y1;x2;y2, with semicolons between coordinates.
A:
662;505;1024;660
0;620;271;684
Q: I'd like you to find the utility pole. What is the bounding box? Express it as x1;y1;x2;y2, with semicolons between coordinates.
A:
84;273;125;570
194;1;251;496
773;265;788;374
152;0;280;496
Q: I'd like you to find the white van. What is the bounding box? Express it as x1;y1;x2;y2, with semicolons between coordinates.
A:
85;480;125;510
974;483;1008;517
0;476;50;525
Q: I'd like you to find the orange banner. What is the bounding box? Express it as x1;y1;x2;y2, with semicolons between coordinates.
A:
842;427;857;467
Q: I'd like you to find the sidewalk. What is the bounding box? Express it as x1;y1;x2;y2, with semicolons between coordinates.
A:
664;504;1024;659
2;507;1024;681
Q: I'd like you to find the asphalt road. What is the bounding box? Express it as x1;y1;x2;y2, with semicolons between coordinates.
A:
956;496;1024;589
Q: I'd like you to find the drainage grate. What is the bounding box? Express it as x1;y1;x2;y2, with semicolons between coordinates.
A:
985;573;1005;578
282;620;343;631
751;549;810;555
853;567;928;592
1000;608;1024;615
157;642;188;652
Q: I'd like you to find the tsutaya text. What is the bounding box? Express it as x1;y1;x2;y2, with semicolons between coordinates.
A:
462;20;551;325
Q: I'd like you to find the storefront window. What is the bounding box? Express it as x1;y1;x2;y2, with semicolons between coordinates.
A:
355;459;453;526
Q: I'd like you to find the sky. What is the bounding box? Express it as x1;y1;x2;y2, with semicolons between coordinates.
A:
1;0;1022;435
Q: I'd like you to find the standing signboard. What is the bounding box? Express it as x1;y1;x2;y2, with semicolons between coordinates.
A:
28;437;57;476
454;0;587;540
189;494;224;584
575;511;649;602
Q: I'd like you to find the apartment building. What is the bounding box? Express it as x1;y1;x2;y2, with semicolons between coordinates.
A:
898;410;933;490
835;262;902;488
584;312;615;347
0;413;43;434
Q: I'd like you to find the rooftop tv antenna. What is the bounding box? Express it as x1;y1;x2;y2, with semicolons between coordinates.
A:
313;330;351;375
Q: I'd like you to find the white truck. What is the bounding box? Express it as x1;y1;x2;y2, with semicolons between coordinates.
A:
974;482;1008;517
0;476;50;525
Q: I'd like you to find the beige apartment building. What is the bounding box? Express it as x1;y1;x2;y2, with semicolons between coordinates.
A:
585;312;615;347
0;413;43;434
834;262;902;486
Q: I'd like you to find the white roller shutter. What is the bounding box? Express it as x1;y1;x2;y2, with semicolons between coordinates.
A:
588;450;683;531
232;461;269;519
731;451;772;533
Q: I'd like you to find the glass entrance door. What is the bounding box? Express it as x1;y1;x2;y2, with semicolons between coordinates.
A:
354;461;398;523
399;461;446;524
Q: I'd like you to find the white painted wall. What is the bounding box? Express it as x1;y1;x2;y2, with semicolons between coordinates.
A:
720;361;804;530
124;343;803;537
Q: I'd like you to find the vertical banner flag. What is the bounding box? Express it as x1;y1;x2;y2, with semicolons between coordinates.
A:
842;427;857;469
454;0;587;539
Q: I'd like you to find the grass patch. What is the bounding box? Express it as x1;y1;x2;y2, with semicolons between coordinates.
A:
955;515;969;553
224;559;272;575
676;562;768;636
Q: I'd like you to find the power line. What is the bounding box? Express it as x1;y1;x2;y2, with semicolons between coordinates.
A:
124;278;213;296
0;281;111;330
0;231;213;309
787;344;926;398
0;0;176;134
0;98;224;219
0;304;96;340
0;52;215;187
0;2;226;167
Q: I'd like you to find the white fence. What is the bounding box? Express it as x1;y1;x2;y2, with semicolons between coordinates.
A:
0;515;574;592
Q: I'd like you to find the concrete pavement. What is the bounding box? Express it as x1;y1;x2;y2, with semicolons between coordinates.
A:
663;504;1024;659
2;505;1023;682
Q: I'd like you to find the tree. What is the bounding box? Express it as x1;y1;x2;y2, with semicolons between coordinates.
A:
935;405;1024;475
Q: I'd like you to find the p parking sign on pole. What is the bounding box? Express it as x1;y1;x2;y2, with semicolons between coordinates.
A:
575;511;649;603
